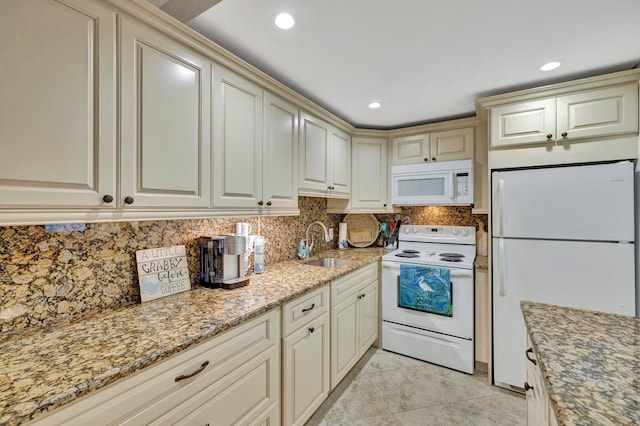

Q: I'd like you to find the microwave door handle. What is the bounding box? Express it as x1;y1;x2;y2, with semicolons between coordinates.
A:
450;172;456;199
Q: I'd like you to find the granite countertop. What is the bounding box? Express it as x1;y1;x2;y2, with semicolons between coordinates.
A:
521;301;640;425
0;248;385;425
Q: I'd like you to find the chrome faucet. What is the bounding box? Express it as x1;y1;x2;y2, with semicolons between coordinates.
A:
303;221;330;259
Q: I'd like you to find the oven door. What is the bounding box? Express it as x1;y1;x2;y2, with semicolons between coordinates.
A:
381;260;474;339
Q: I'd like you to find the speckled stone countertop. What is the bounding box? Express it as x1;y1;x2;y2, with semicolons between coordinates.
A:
0;248;385;425
521;301;640;425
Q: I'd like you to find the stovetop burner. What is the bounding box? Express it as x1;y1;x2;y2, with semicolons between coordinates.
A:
395;252;420;258
439;253;464;258
440;257;463;262
402;249;420;254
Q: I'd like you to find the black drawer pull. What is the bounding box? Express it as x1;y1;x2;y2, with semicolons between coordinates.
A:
308;326;315;333
301;303;315;313
526;347;537;365
524;381;534;392
175;360;210;382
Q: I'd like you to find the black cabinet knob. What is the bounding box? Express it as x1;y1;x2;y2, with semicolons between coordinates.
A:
102;194;113;203
561;132;568;138
432;157;436;161
266;200;272;206
524;381;534;392
546;134;553;140
383;204;387;207
124;196;134;205
308;326;315;333
258;200;264;206
424;157;429;162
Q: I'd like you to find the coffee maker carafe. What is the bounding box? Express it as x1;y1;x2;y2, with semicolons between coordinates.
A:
199;236;250;289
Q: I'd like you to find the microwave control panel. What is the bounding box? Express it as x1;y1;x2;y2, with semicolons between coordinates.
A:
455;172;470;196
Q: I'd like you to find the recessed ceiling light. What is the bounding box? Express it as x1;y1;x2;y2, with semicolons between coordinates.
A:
539;61;561;72
368;102;381;109
274;12;295;30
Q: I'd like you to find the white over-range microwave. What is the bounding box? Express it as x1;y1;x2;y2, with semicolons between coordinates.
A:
391;159;474;206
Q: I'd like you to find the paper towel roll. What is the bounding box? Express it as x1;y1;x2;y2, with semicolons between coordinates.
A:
338;223;348;248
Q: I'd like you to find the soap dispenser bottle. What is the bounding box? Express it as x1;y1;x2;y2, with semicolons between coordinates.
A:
297;239;307;259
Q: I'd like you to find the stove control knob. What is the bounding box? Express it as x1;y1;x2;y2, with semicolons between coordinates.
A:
412;227;419;234
461;229;469;236
452;228;459;235
404;227;410;234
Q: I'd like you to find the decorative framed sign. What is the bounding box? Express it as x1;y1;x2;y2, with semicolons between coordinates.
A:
135;245;191;302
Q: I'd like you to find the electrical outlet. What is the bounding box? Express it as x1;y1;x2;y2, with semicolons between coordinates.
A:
328;228;334;240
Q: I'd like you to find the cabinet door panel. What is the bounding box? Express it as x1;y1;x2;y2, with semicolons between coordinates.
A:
330;296;358;390
351;138;387;209
263;93;298;209
490;99;555;148
430;127;474;161
282;314;330;426
0;0;115;207
213;67;262;208
299;113;329;191
358;280;379;354
557;84;638;140
121;18;210;207
391;134;429;164
330;128;351;195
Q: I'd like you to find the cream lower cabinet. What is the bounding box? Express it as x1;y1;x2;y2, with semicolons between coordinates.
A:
281;286;330;426
525;334;558;426
31;310;280;426
330;263;379;389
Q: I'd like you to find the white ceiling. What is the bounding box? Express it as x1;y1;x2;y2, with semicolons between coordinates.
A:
149;0;640;129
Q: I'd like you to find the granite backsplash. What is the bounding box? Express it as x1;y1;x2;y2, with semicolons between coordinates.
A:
0;197;486;332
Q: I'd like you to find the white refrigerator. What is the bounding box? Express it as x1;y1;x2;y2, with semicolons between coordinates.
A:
491;161;636;391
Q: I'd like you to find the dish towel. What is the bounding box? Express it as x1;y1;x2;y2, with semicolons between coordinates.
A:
398;264;452;317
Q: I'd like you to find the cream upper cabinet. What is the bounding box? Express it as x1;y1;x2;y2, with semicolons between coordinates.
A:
490;83;638;149
212;66;263;209
556;84;639;140
330;263;378;390
430;127;475;162
330;127;352;196
263;92;299;211
120;17;211;208
0;0;116;208
298;112;351;198
351;138;389;210
391;134;429;164
490;99;556;148
391;127;474;165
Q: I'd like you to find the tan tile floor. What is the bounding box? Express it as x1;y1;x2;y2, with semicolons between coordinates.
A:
306;348;526;426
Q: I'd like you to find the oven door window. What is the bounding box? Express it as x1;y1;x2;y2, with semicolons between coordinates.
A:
397;265;452;317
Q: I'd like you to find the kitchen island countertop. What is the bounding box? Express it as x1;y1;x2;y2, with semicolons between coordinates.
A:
0;248;385;425
521;301;639;425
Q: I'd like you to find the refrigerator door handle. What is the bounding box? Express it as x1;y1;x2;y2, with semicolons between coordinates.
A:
498;238;506;297
497;179;505;237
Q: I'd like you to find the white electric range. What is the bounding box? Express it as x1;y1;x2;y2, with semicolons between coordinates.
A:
381;225;476;374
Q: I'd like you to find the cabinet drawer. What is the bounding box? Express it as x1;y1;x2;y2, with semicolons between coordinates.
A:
282;285;329;337
331;263;378;306
151;345;279;425
32;309;279;425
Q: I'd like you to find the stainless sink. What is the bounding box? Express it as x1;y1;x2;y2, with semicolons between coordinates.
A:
304;257;352;268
